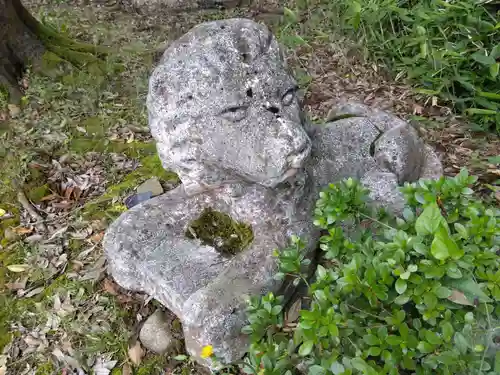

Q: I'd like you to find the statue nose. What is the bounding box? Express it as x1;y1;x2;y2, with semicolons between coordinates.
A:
278;120;309;146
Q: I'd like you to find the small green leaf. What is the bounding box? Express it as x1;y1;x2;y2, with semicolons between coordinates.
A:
423;292;438;309
413;242;428;255
308;365;326;375
471;52;496;65
394;294;410;305
454;332;468;354
415;203;443;236
363;334;380;346
431;229;450;260
386;335;403;345
274;272;285;280
378;326;388;340
367;347;381;356
283;7;298;23
399;323;410;340
435;286;452;298
330;362;345;375
316;265;327;279
6;264;30;273
299;340;314;356
395;310;406;323
407;264;418;272
441;322;454;342
400;271;411;280
466;108;497;115
395;279;408;294
464;312;474;323
425;331;442;345
490;63;499;78
173;355;188;361
477;91;500;100
271;305;283;316
453;223;468;238
446;266;463;279
417;341;434;354
488;155;500;164
329;323;339;337
495;351;500;373
413;319;422;330
241;325;253;334
373;286;388;301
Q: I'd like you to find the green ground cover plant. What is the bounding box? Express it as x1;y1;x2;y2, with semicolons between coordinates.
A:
241;169;500;375
285;0;500;132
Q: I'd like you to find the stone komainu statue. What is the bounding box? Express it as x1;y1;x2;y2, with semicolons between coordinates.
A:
104;18;442;365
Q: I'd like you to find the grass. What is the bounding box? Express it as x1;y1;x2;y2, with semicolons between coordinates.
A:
281;0;500;132
0;0;498;374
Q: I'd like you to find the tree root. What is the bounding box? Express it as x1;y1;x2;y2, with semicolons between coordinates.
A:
34;22;110;58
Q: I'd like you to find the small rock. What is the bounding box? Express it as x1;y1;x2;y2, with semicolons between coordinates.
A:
125;192;153;209
24;234;44;243
139;310;174;354
137;177;164;197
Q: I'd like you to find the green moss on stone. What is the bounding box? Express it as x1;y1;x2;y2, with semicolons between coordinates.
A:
185;208;254;256
82;154;178;221
69;135;157;158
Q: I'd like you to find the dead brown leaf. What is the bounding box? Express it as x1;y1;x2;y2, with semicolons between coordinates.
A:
128;341;144;365
117;294;134;304
122;364;132;375
447;289;474;306
285;298;302;324
12;227;33;235
40;194;58;202
103;278;119;296
412;104;424;115
5;277;28;291
91;231;105;244
63;186;74;200
52;201;74;209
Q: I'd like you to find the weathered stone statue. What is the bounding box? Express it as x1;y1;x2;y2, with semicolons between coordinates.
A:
103;18;442;365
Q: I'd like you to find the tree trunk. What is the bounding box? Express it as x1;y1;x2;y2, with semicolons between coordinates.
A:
0;0;45;103
0;0;107;104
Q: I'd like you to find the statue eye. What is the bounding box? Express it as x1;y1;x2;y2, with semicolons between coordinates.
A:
282;87;297;106
221;106;248;122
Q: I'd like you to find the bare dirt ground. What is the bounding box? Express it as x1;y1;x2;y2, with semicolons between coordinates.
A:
0;0;498;374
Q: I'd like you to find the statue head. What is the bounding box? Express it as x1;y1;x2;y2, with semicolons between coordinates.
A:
147;18;311;194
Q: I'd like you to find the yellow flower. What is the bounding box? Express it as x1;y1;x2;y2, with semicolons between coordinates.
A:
201;345;214;359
